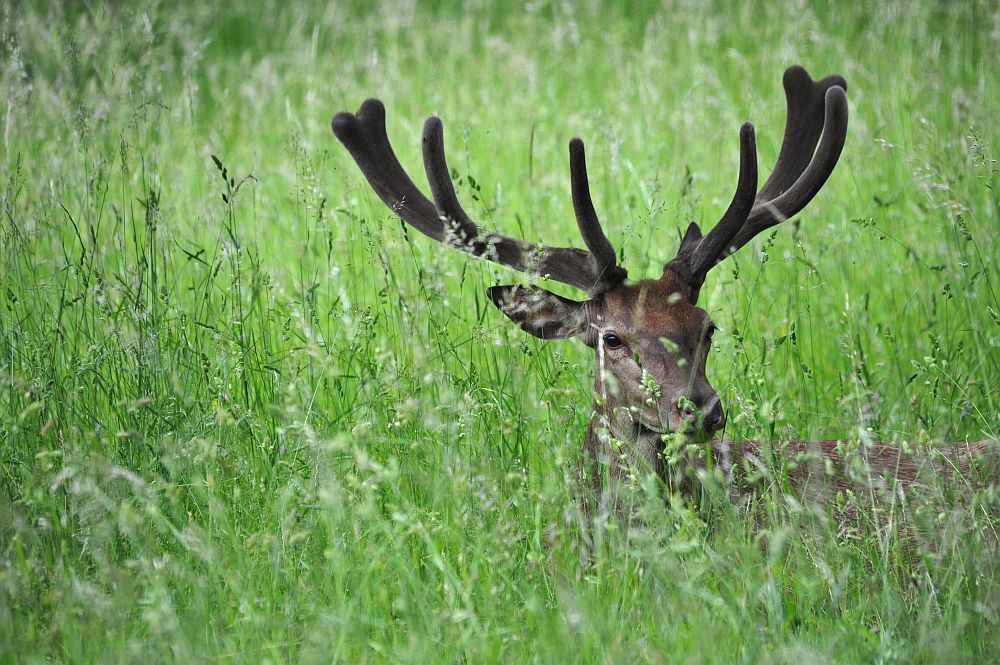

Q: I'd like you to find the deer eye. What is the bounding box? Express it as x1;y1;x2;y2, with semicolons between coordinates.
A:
603;333;623;349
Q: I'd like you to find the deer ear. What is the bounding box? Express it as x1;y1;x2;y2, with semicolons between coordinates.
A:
487;285;589;340
678;222;703;255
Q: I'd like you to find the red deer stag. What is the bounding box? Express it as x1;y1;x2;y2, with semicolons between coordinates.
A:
331;66;994;517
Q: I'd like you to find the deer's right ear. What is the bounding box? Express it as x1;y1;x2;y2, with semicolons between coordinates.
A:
487;285;589;341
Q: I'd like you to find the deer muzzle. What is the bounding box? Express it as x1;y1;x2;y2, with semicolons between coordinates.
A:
663;392;725;438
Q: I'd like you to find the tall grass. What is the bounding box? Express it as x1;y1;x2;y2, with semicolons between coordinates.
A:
1;1;998;662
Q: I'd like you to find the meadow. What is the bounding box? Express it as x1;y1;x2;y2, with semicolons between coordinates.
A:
1;0;998;662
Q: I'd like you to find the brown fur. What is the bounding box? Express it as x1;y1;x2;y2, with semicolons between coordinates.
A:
710;438;998;503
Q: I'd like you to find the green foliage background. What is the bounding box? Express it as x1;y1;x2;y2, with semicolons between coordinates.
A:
1;1;997;662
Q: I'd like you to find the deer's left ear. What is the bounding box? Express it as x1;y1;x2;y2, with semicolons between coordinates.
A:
678;222;703;254
487;285;589;340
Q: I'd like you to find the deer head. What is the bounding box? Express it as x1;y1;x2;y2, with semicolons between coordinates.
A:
331;66;848;447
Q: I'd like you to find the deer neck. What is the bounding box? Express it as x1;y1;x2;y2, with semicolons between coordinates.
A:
583;398;666;483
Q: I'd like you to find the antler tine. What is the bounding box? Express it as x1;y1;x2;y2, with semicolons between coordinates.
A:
421;116;481;248
332;100;625;294
722;70;849;257
684;122;758;279
569;139;625;284
331;99;445;242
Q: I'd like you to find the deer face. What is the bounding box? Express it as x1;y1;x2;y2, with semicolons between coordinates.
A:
488;270;725;440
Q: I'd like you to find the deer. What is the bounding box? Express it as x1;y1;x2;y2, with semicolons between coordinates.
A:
331;66;995;525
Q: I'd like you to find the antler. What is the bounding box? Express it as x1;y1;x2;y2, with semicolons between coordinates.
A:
331;100;627;295
667;66;849;295
669;122;759;287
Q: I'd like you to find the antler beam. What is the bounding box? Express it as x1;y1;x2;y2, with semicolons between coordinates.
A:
332;100;626;294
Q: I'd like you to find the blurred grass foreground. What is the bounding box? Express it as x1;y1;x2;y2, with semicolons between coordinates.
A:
1;1;998;663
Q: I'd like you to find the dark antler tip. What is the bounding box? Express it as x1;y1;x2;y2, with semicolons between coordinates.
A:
783;64;809;78
330;111;359;140
422;115;444;141
825;85;849;105
569;137;585;156
739;123;757;165
356;98;386;123
783;65;814;91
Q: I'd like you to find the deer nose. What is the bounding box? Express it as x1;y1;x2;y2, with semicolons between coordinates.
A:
668;393;725;434
702;397;725;434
